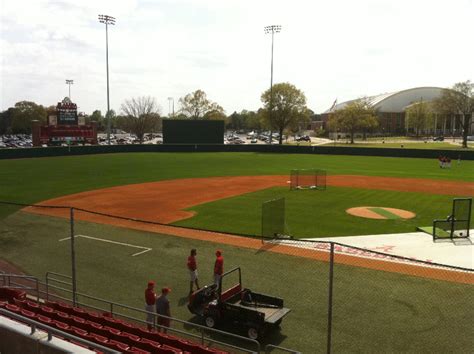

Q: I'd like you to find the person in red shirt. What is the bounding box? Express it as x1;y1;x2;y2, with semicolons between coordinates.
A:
144;281;157;330
187;248;200;294
214;250;224;289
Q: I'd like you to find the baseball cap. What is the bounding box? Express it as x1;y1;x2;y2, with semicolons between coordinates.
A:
162;287;171;294
147;281;155;287
216;250;222;256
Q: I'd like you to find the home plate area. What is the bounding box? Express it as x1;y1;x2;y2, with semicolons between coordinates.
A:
301;231;474;269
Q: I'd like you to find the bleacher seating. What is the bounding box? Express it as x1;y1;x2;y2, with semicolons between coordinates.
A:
1;287;229;354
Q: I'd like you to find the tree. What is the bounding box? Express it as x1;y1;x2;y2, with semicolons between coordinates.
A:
405;99;433;137
0;107;15;134
327;98;378;144
433;80;474;148
10;101;47;134
120;96;161;143
90;110;104;130
178;90;225;119
260;82;311;144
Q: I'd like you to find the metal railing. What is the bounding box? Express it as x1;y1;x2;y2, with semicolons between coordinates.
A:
265;344;302;354
2;272;260;353
0;308;119;353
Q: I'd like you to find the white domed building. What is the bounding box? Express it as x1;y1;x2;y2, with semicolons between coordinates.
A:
321;87;470;137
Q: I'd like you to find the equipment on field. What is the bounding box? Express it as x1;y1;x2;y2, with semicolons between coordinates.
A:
261;197;286;242
431;198;472;241
187;267;291;340
290;169;326;190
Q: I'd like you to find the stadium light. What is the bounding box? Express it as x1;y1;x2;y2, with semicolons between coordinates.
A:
98;14;116;145
264;25;282;144
168;97;175;118
65;79;74;100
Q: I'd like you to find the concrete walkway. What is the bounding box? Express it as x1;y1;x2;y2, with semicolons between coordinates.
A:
305;231;474;269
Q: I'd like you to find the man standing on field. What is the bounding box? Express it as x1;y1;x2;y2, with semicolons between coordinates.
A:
214;250;224;290
144;281;157;330
187;248;200;294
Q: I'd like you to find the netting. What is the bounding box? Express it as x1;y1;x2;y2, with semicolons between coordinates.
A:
290;169;327;190
261;197;285;240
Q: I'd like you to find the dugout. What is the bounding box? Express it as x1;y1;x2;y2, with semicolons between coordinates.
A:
163;119;224;144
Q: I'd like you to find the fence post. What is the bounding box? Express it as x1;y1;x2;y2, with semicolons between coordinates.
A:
70;207;77;306
326;242;335;354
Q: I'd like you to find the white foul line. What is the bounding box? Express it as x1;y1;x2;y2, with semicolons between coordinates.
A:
58;234;152;257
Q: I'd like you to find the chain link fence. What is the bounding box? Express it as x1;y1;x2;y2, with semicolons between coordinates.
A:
1;201;473;353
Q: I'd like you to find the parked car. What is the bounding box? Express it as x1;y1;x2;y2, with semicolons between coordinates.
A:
467;136;474;141
295;135;311;142
433;136;444;141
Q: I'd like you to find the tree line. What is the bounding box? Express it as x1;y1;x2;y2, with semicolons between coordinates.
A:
1;80;472;146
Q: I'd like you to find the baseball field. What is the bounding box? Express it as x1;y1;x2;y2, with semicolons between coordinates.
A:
1;152;473;352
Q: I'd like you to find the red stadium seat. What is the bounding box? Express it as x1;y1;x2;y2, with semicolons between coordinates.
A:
13;297;27;308
71;306;87;318
56;301;73;314
0;288;26;303
52;320;70;332
40;305;55;317
107;339;130;351
45;300;59;310
84;310;102;323
159;345;183;354
25;300;40;313
125;347;151;354
5;303;21;314
20;308;37;319
138;338;163;352
89;333;109;346
36;314;53;325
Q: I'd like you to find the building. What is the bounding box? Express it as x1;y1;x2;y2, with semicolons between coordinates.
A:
321;87;472;137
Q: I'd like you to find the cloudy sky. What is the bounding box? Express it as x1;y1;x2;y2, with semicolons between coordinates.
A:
1;0;473;116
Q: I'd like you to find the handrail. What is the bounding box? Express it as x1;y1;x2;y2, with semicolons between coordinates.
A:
2;273;260;353
0;308;120;353
265;344;301;354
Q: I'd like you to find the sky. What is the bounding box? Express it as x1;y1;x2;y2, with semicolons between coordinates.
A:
1;0;473;116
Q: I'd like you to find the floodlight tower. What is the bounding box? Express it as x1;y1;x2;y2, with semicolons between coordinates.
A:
98;14;116;145
264;25;281;144
168;97;175;117
65;79;74;100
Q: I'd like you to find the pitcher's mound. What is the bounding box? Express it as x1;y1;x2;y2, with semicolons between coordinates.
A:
346;207;416;220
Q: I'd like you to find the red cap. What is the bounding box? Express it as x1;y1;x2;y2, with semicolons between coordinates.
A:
216;250;222;256
147;281;155;287
162;287;171;294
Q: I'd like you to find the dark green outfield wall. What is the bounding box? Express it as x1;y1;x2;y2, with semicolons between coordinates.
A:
1;144;473;160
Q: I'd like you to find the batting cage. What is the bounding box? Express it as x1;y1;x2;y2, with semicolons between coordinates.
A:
433;198;472;241
261;197;286;241
290;169;327;190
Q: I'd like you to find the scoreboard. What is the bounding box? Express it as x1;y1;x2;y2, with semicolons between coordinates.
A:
56;97;78;125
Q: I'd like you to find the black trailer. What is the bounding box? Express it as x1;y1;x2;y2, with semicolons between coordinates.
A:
188;267;291;340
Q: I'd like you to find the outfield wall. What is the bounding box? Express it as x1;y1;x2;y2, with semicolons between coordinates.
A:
0;144;473;160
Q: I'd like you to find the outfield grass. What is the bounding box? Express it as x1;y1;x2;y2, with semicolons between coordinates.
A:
173;186;465;237
328;142;468;149
0;210;472;353
0;153;473;210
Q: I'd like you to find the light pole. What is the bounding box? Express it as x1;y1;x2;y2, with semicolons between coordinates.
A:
65;79;74;100
264;25;281;144
167;97;175;118
98;14;116;145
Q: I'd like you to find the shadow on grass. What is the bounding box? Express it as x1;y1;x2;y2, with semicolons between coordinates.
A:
182;314;288;351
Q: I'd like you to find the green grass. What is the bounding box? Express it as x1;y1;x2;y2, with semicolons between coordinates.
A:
0;152;473;352
173;187;466;237
0;211;472;353
0;153;472;211
328;142;468;149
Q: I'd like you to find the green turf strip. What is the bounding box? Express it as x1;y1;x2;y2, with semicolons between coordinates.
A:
367;207;401;219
